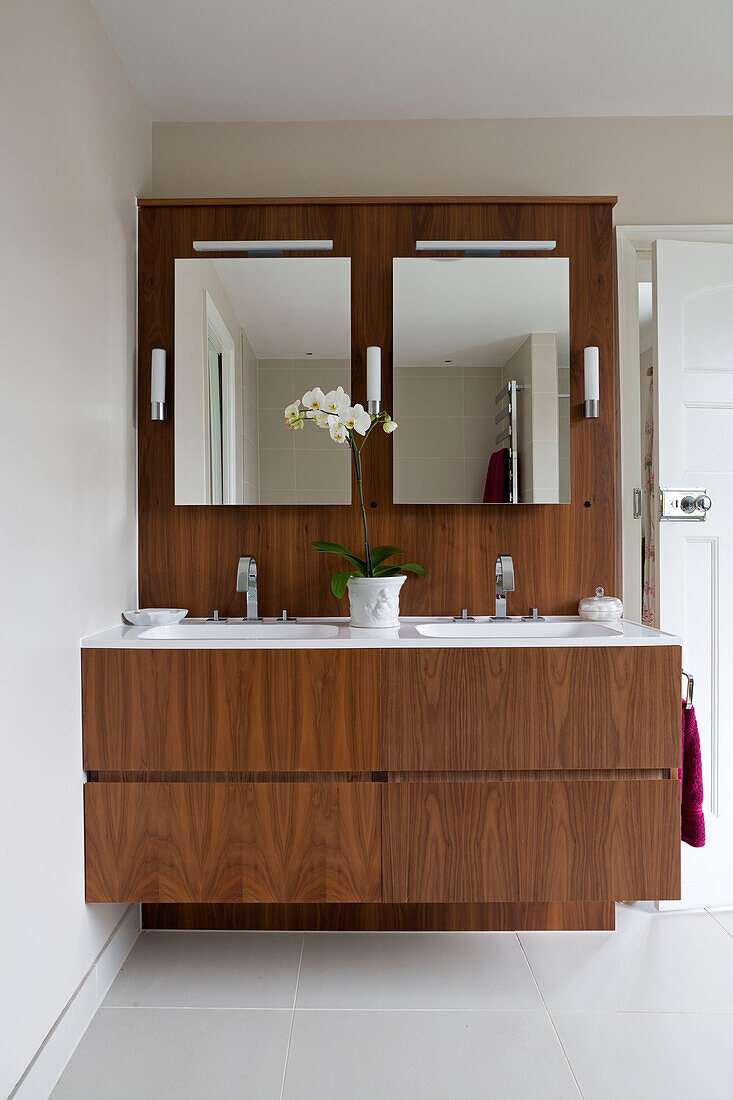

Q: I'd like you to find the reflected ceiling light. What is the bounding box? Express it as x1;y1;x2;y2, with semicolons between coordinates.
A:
415;240;556;254
193;240;334;255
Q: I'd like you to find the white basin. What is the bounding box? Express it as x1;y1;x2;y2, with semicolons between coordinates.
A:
139;623;340;640
415;619;622;640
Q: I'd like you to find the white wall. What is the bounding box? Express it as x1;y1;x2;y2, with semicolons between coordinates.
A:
0;1;150;1094
151;117;733;224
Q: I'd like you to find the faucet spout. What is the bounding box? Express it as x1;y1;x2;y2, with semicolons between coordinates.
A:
236;555;262;621
492;554;515;620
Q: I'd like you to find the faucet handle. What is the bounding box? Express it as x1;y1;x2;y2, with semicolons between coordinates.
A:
452;608;476;621
277;609;299;622
236;555;256;592
495;555;515;593
521;607;546;622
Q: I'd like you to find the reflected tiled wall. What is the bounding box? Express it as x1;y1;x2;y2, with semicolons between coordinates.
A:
257;359;351;504
393;364;503;503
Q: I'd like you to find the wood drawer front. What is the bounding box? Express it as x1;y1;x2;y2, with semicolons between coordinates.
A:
382;647;681;770
82;649;380;771
85;782;381;903
383;780;680;903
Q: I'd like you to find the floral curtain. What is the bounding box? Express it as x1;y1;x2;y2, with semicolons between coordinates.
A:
641;355;657;626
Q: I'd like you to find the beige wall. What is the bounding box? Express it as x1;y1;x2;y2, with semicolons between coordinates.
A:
0;1;150;1094
152;117;733;224
393;364;502;504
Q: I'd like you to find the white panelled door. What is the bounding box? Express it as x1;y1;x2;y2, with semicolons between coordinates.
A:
654;239;733;908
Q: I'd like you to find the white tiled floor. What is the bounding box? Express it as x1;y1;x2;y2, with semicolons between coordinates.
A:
52;903;733;1099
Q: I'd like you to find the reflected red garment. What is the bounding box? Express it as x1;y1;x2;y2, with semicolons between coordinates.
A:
680;702;705;847
483;449;508;503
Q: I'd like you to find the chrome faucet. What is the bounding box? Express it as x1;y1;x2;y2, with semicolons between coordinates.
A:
492;555;515;620
236;555;263;621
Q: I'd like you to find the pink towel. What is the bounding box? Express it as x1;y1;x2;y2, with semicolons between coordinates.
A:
680;702;705;847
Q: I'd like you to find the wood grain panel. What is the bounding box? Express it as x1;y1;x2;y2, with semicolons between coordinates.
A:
82;648;380;771
142;900;615;931
137;198;618;619
383;780;680;903
382;646;680;771
85;782;381;903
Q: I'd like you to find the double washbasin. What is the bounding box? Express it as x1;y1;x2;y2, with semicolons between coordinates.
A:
136;617;622;642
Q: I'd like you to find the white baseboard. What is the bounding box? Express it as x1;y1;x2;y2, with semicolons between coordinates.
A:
10;905;141;1099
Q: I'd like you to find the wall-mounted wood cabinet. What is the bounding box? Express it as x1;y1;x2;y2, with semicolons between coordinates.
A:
83;643;681;929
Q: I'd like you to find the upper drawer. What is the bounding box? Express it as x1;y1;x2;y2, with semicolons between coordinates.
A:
83;648;380;771
382;646;680;770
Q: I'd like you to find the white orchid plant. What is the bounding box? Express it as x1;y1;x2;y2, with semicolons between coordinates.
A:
284;385;426;598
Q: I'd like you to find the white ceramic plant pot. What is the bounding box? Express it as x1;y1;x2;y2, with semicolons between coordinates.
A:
347;575;406;628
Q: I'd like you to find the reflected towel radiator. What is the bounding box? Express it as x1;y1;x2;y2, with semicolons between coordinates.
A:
495;380;525;504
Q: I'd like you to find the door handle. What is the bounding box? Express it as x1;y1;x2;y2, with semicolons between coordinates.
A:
660;489;712;520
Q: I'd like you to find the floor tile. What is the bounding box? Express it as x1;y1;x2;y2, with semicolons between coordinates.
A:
519;903;733;1013
708;908;733;937
296;932;542;1009
283;1010;578;1099
553;1011;733;1099
51;1007;291;1099
104;930;303;1008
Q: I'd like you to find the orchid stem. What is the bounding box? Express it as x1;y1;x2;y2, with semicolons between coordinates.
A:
350;432;373;576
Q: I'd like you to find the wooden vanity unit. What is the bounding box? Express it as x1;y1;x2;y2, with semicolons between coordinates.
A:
80;194;682;931
83;640;681;930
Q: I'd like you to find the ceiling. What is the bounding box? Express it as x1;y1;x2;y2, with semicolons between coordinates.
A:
91;0;733;122
394;258;569;368
211;258;351;359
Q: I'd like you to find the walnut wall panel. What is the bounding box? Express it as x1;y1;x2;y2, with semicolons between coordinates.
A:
82;648;380;771
382;646;681;771
85;782;381;903
383;780;680;903
137;198;617;618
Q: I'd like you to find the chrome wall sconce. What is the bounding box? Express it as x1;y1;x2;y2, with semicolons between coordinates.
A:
151;348;166;420
366;346;381;415
584;346;600;418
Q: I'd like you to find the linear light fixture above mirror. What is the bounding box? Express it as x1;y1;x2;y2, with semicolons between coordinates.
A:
415;240;556;253
193;240;333;256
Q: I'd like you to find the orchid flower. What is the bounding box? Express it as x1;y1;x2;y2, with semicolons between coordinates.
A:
323;386;349;415
342;403;372;435
302;386;326;411
329;419;347;443
284;400;305;429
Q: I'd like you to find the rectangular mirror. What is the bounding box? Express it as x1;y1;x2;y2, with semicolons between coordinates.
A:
393;258;570;504
174;258;351;505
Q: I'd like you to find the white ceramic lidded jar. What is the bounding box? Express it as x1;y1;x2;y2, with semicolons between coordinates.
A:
578;587;623;622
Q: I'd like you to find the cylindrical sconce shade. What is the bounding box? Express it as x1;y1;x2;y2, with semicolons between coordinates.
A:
151;348;166;420
366;346;381;414
584;346;600;418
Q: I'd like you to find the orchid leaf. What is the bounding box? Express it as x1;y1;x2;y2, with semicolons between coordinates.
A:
311;541;367;572
373;565;403;577
370;545;402;568
330;570;359;598
400;563;427;577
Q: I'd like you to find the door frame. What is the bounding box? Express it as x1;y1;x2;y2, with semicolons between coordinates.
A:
616;225;733;623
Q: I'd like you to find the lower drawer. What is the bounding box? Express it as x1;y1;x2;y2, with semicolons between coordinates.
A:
85;782;381;903
383;780;681;902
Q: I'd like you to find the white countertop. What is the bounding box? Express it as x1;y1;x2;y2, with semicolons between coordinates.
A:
81;616;682;651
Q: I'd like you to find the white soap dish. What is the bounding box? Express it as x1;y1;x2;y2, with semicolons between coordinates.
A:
123;608;188;627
